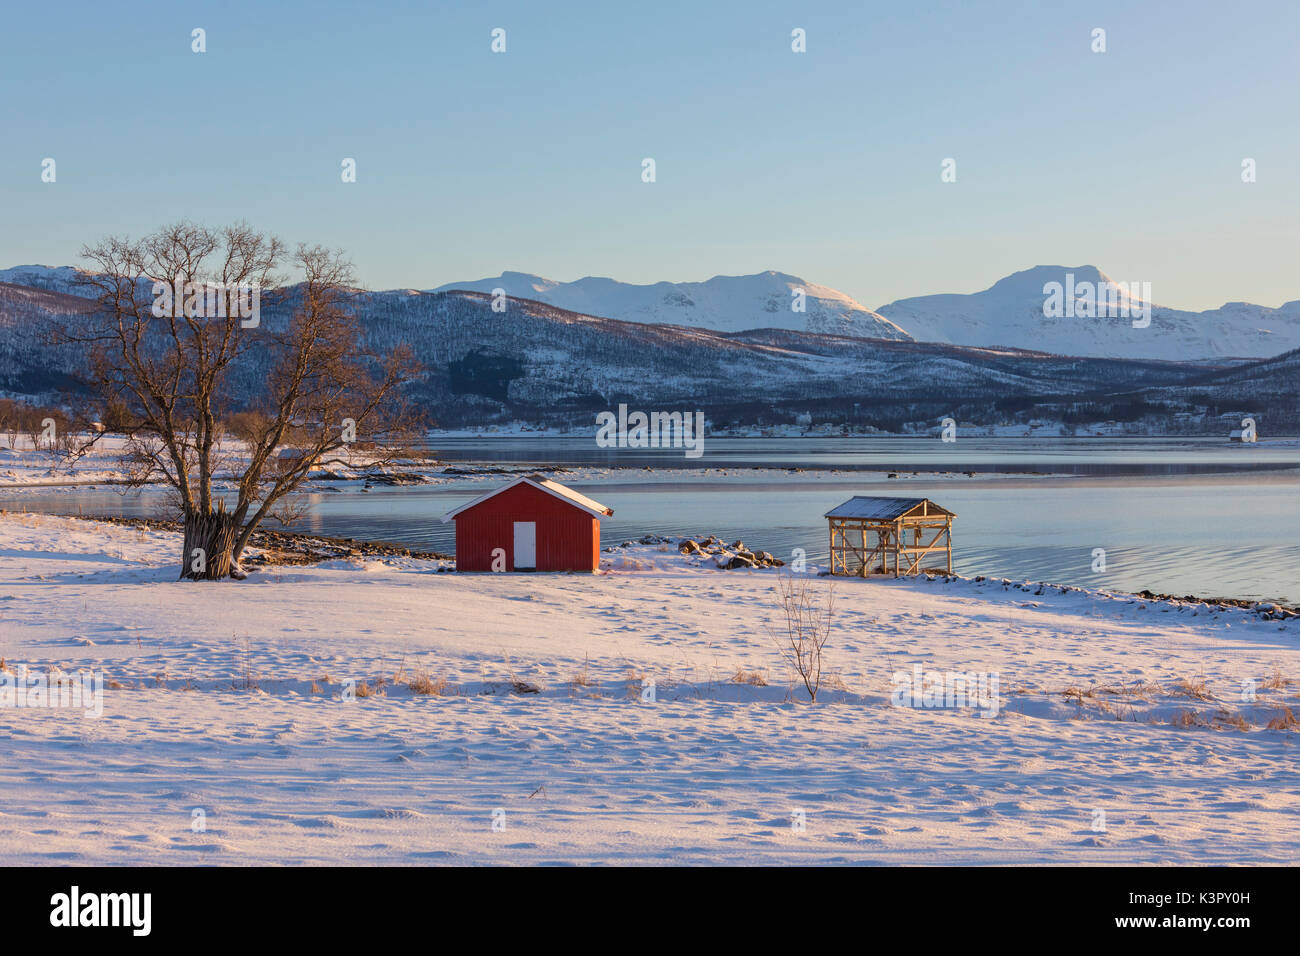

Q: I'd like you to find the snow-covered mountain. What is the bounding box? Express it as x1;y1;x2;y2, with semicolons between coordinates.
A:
4;275;1296;429
425;270;911;340
0;264;100;298
9;261;1300;361
876;265;1300;361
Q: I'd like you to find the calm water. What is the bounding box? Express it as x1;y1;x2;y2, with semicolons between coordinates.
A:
5;438;1299;603
424;435;1300;473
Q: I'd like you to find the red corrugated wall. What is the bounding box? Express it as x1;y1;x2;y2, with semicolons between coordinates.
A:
453;482;602;573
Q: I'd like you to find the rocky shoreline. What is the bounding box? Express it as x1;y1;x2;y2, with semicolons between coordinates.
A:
611;532;786;570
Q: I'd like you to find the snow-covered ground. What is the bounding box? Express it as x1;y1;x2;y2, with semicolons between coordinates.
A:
0;436;136;487
1;512;1297;865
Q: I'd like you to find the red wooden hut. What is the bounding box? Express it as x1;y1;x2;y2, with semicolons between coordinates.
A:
441;474;613;573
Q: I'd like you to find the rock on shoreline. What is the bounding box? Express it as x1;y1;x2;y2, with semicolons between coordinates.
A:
610;532;785;570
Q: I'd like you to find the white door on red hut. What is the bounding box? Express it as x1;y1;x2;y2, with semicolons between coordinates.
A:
513;521;536;569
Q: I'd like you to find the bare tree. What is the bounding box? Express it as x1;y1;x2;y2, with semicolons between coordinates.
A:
771;574;835;702
0;399;19;450
58;221;421;580
21;406;58;452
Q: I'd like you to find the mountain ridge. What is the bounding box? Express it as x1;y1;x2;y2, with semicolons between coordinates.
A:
6;262;1300;362
423;269;910;341
6;278;1294;433
875;264;1300;361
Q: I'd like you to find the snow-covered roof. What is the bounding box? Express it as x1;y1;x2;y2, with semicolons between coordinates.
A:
823;496;954;520
440;474;614;522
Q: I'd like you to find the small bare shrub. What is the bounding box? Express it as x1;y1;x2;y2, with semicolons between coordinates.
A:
770;575;834;702
234;636;258;690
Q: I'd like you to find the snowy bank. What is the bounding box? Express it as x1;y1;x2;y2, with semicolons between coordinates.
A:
1;513;1298;865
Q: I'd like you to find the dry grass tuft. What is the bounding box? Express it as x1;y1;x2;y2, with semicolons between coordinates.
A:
1062;686;1090;704
1261;667;1291;691
570;657;596;690
622;667;646;699
1212;709;1251;731
1170;709;1208;728
1171;677;1213;701
1266;707;1300;731
730;669;769;687
821;672;851;693
408;673;448;696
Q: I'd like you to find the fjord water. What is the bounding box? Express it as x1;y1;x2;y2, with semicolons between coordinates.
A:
6;437;1298;603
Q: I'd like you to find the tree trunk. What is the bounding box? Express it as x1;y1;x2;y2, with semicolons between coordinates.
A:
180;509;241;580
228;502;256;573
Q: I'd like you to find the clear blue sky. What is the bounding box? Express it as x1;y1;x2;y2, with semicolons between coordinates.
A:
2;0;1297;311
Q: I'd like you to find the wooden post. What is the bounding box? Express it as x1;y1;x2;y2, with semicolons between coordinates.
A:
945;516;952;573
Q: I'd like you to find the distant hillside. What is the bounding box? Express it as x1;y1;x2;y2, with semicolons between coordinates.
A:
3;275;1295;431
0;282;96;394
1137;346;1300;430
